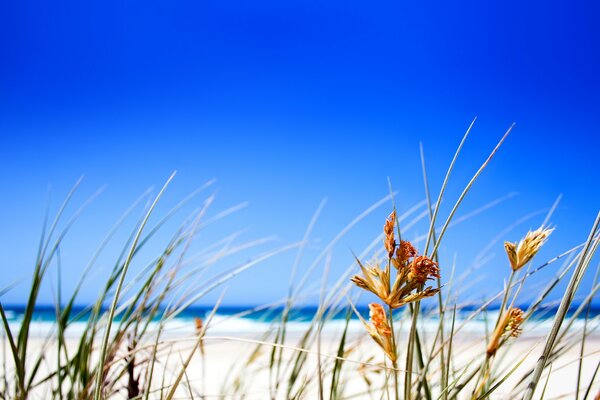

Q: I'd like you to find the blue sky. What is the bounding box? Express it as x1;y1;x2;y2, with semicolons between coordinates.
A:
0;0;598;306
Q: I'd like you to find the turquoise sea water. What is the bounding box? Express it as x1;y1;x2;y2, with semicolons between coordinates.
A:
2;303;597;338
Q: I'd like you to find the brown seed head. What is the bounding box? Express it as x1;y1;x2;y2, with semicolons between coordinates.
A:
395;240;417;267
487;307;524;356
504;226;554;271
506;308;524;337
194;317;203;333
364;303;396;361
383;211;397;258
368;303;391;336
408;255;440;285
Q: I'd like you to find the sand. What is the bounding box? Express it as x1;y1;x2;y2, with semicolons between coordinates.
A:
3;329;599;399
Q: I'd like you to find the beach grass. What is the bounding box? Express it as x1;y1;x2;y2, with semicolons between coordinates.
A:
1;121;599;399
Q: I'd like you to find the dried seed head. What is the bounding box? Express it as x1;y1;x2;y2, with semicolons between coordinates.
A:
369;303;391;336
408;255;440;285
350;275;370;291
194;317;203;333
383;211;397;258
506;308;524;337
353;237;440;311
350;261;390;301
505;226;554;271
393;286;440;307
487;307;525;356
504;242;518;269
395;240;417;268
363;303;396;361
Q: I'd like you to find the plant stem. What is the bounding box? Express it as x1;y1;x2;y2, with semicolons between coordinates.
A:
473;269;514;397
388;305;399;400
498;270;515;326
385;256;399;400
523;212;600;400
405;299;421;400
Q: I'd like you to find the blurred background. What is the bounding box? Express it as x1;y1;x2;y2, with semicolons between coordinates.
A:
1;0;598;306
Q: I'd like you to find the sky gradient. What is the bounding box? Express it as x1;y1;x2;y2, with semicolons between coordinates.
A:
1;0;599;305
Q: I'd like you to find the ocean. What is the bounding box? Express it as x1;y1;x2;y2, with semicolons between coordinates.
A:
2;303;598;338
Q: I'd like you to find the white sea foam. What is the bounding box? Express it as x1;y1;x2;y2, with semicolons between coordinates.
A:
4;312;595;339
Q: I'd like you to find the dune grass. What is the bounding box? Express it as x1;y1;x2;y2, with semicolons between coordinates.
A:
1;121;599;399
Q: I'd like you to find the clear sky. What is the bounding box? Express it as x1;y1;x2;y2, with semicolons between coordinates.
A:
1;0;598;306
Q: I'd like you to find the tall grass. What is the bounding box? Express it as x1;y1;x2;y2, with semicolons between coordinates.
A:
1;121;598;399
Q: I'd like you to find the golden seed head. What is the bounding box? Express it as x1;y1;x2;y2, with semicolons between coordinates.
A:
352;240;440;310
383;211;397;258
504;242;518;269
487;307;525;356
505;226;554;271
368;303;391;336
506;308;524;337
393;286;440;307
350;261;391;301
408;255;440;285
350;275;369;290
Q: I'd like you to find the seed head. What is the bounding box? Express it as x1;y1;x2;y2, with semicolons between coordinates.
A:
383;211;397;258
487;307;525;356
351;261;391;301
194;317;203;333
352;214;441;311
504;226;554;271
364;303;396;361
506;308;524;337
393;240;417;269
369;303;391;336
408;256;440;285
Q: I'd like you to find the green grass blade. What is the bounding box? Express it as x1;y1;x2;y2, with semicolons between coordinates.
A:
476;346;534;399
93;172;176;400
0;303;24;397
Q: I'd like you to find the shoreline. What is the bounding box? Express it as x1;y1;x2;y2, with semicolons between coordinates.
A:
3;332;599;399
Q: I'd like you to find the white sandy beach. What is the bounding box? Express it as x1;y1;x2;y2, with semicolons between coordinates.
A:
4;326;599;399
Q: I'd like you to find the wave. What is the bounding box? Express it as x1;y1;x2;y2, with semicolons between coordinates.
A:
3;310;597;339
